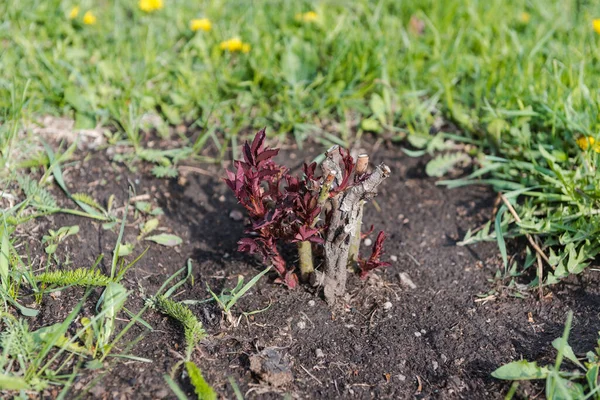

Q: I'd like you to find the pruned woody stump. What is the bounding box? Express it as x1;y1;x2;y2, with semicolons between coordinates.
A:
226;129;391;304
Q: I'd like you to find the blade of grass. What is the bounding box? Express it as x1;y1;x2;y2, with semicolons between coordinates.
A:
225;266;271;311
164;374;188;400
228;376;244;400
495;204;508;273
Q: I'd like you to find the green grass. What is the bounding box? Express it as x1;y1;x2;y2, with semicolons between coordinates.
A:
0;0;570;144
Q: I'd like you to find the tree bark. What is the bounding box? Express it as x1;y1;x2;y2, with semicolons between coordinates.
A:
322;163;390;304
347;200;364;265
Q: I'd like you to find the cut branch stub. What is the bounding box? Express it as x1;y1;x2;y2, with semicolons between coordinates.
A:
355;154;369;175
348;154;369;263
322;163;391;304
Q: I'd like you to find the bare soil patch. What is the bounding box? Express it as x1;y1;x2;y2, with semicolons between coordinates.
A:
22;141;600;399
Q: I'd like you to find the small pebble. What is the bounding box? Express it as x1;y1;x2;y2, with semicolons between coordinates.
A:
383;301;393;311
397;374;406;381
421;329;426;334
315;349;325;358
229;210;244;221
390;255;398;262
154;389;170;399
432;360;439;371
399;272;417;289
308;300;316;307
88;385;106;397
364;238;373;246
414;332;421;337
297;321;306;329
218;195;226;202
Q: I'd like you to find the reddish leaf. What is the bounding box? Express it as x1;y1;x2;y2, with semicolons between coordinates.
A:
360;225;375;239
256;148;279;163
238;237;260;254
330;148;356;196
358;231;391;279
292;226;323;243
251;127;266;154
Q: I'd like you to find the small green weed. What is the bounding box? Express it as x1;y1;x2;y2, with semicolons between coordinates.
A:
205;266;271;326
42;225;79;255
148;263;217;399
146;261;205;359
493;312;600;399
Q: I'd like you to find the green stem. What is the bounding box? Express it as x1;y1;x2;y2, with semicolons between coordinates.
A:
297;240;314;281
299;171;335;281
35;206;110;221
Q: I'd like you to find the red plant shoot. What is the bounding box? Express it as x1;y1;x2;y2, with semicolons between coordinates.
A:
226;128;391;294
358;231;392;279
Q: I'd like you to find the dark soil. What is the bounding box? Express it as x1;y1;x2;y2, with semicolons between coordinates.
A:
16;140;600;399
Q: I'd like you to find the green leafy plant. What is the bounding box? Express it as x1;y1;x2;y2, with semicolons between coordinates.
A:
493;312;600;399
146;261;205;360
151;295;205;359
425;152;470;178
32;210;150;363
163;361;217;400
441;142;600;288
17;175;58;210
41;225;79;255
12;144;116;225
37;267;112;287
149;263;216;399
0;220;40;317
206;266;271;326
185;361;217;400
145;233;183;247
134;204;181;247
0;297;89;391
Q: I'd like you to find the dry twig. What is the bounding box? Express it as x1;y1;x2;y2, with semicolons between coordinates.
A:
500;194;552;268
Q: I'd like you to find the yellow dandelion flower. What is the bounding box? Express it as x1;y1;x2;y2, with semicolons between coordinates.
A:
139;0;151;11
577;136;600;153
190;18;212;32
83;11;96;25
139;0;163;13
69;6;80;19
295;11;318;23
241;43;251;53
220;37;244;52
593;19;600;35
520;12;531;24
